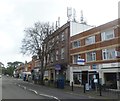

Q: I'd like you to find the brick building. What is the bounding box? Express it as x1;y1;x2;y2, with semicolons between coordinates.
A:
69;19;120;89
45;21;93;82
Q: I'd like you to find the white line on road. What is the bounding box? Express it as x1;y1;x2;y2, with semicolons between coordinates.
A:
28;89;38;95
15;83;60;101
28;88;60;101
39;93;60;101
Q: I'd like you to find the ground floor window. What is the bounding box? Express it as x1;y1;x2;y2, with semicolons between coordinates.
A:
104;73;117;89
73;72;82;85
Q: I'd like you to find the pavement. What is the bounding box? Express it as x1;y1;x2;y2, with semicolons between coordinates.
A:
35;81;120;100
63;85;120;99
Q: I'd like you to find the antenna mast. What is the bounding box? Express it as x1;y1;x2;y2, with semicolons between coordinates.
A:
73;8;76;22
80;10;86;24
67;7;72;22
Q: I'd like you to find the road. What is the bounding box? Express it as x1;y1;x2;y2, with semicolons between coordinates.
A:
2;76;90;100
2;76;47;99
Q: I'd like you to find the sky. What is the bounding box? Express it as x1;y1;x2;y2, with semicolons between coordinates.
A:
0;0;119;66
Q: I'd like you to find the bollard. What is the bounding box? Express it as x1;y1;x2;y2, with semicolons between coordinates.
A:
84;83;86;93
71;82;73;91
118;90;120;100
99;84;102;96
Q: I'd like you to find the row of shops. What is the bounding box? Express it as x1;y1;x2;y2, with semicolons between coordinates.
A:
66;62;120;90
13;56;120;90
27;62;120;90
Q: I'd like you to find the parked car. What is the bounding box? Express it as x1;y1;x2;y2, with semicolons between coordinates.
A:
6;74;9;77
0;75;1;78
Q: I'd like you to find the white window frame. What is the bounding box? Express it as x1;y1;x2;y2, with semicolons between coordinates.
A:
50;53;54;63
101;29;114;41
61;48;64;59
102;48;116;60
85;36;95;45
72;40;80;48
56;50;59;61
86;52;96;62
61;32;65;41
73;54;81;64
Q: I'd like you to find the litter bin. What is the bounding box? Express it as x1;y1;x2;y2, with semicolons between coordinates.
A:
57;79;64;89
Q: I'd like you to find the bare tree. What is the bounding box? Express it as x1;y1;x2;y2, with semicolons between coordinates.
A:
21;22;55;85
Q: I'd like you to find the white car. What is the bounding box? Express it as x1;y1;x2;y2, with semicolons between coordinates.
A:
0;75;1;78
6;74;9;77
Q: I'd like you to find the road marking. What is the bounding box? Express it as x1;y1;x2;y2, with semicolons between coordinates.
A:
28;89;38;95
28;88;60;101
39;93;60;101
23;86;27;90
15;83;60;101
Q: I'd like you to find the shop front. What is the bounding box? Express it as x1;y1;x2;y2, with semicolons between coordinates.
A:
69;65;99;90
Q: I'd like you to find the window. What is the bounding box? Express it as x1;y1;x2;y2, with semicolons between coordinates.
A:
102;48;116;60
47;54;50;63
86;52;96;62
49;41;52;49
56;35;59;40
73;54;81;64
72;41;80;48
56;50;59;61
61;32;65;41
56;35;59;44
85;36;95;45
61;48;65;59
50;53;54;63
52;38;54;43
101;29;114;41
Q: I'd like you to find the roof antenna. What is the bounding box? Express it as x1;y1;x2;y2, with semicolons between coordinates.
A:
80;10;86;24
73;8;76;22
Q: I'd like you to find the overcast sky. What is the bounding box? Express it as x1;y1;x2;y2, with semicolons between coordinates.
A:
0;0;119;66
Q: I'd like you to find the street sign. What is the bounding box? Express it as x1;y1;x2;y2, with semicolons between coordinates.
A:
55;64;61;71
77;58;85;65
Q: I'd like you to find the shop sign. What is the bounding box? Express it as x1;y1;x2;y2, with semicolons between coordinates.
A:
85;83;89;90
77;58;85;65
55;64;61;70
94;79;98;83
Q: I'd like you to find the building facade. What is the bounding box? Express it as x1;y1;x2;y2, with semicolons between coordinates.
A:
45;22;70;81
45;21;93;82
69;19;120;89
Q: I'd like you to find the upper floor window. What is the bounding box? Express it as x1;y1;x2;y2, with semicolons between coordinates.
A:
72;40;80;48
85;36;95;45
102;48;116;60
61;48;65;59
101;29;114;41
86;51;96;62
52;38;54;43
56;35;59;44
47;54;50;63
61;32;65;41
73;54;81;64
56;50;59;61
50;53;54;63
